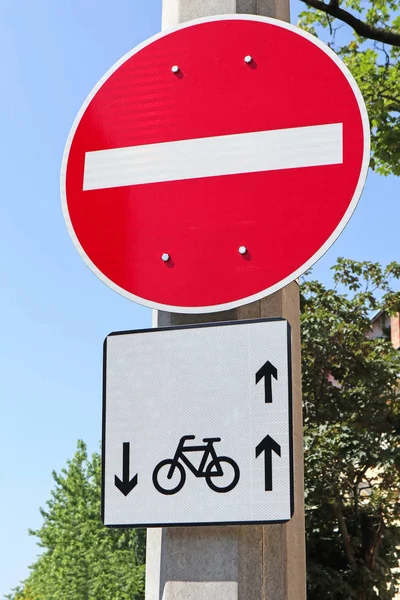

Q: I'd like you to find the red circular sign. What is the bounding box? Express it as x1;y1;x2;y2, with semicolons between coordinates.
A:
61;15;369;313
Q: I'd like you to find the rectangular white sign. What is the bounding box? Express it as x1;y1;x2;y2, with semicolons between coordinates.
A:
102;318;293;527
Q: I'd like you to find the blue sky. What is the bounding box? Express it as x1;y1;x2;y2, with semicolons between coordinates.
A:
0;1;398;596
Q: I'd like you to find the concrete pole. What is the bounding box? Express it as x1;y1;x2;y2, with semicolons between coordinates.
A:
145;2;306;600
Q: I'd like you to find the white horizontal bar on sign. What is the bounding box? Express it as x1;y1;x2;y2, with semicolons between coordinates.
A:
83;123;343;190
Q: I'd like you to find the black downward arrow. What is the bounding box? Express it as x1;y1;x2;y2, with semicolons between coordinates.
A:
115;442;138;496
255;435;281;491
255;361;278;403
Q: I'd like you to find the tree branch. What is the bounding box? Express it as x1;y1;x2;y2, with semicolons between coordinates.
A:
370;515;384;570
363;512;385;570
301;0;400;47
333;500;356;567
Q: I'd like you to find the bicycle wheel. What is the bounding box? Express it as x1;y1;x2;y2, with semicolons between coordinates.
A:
152;459;186;495
205;456;240;493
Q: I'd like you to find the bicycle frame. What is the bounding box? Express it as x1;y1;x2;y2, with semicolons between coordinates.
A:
168;436;223;478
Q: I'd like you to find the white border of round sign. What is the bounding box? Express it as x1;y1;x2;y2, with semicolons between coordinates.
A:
61;14;370;314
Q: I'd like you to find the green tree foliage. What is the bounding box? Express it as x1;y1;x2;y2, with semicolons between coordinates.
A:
5;585;37;600
302;259;400;599
6;441;145;600
299;1;400;176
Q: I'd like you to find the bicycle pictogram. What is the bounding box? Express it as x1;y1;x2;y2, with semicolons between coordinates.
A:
152;435;240;495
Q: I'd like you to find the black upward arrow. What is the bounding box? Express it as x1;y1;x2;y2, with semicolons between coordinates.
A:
255;435;281;491
255;361;278;403
115;442;138;496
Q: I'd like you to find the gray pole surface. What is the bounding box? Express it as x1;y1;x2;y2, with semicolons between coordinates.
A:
146;2;306;599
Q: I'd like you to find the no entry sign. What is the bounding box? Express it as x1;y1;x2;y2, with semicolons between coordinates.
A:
61;15;370;313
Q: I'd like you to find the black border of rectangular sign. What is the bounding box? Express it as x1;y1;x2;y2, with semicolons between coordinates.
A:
101;317;294;528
